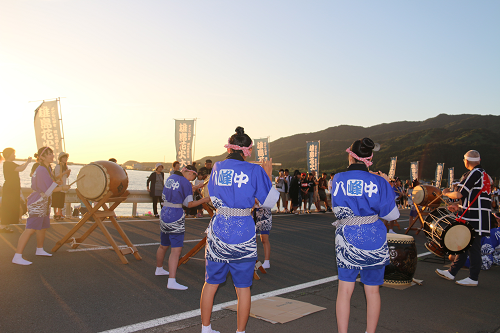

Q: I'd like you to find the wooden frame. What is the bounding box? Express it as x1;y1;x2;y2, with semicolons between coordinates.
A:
51;189;142;264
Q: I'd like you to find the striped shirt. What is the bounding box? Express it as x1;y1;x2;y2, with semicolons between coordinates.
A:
459;165;492;236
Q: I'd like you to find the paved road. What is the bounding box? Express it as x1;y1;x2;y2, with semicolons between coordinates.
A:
0;211;499;333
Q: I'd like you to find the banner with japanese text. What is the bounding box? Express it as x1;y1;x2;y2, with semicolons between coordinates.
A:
174;119;195;168
388;157;397;180
448;167;454;189
306;141;320;173
254;138;270;162
435;163;445;188
34;101;63;157
410;161;419;181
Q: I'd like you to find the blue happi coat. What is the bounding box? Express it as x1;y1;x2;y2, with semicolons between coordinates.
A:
160;172;193;234
332;164;400;270
206;155;279;263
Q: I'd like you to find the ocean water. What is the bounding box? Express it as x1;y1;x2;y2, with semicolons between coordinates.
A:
0;162;288;217
0;162;157;217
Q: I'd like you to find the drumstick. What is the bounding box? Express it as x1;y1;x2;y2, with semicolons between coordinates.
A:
68;175;85;187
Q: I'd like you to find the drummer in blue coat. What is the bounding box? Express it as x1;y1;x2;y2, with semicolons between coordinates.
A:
331;138;399;333
155;164;210;290
200;127;278;333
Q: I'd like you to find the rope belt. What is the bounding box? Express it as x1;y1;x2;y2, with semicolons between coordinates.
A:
333;214;379;227
162;202;183;208
216;207;252;217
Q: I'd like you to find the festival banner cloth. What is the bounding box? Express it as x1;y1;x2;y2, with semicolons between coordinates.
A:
306;141;320;173
174;119;195;168
254;138;270;162
34;100;63;157
435;163;445;188
410;161;419;181
448;167;455;189
388;157;397;180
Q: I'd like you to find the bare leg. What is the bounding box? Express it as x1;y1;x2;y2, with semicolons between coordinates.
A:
336;280;355;333
260;234;270;261
364;285;381;333
156;244;170;267
36;229;46;248
235;287;251;332
168;247;183;278
200;282;219;326
15;228;36;254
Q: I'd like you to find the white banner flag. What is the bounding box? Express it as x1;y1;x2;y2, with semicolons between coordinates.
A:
34;101;63;157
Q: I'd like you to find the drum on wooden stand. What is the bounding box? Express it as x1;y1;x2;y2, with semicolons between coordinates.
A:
423;207;475;257
384;233;418;285
412;185;441;208
77;161;129;201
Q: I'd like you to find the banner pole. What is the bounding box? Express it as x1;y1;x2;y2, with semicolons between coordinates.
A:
58;97;67;152
192;118;197;163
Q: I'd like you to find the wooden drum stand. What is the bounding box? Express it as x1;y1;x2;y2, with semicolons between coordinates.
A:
177;203;267;280
51;189;142;264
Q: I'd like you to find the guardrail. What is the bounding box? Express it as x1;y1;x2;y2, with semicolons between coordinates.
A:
20;188;152;217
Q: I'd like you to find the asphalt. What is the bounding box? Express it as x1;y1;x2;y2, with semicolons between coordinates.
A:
0;210;499;333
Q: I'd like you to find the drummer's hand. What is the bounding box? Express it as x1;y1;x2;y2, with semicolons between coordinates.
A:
27;157;33;164
261;158;273;181
447;204;459;212
61;185;71;191
201;197;211;203
66;169;72;176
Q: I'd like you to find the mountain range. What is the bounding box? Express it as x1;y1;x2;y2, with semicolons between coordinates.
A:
197;114;500;184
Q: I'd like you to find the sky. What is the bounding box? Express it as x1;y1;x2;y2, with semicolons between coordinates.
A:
1;1;499;164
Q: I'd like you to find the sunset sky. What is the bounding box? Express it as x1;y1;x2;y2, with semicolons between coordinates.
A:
1;1;499;164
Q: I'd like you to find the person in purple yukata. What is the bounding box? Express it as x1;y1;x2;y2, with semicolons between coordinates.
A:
12;147;71;266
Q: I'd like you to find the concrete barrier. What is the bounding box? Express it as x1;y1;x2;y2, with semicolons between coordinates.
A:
20;188;152;217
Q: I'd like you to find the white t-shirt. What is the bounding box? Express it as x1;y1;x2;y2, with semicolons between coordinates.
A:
275;176;285;193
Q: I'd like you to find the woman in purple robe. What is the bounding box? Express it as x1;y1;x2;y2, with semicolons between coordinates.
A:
12;147;70;265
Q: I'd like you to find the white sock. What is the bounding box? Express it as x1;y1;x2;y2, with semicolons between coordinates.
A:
12;253;32;265
167;278;188;290
201;324;220;333
236;331;245;333
36;248;53;256
262;260;270;269
155;267;169;276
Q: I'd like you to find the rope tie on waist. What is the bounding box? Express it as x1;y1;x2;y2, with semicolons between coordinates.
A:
333;214;379;227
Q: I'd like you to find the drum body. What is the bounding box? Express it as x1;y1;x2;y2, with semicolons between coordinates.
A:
77;161;129;201
423;208;475;256
384;234;418;285
412;185;441;207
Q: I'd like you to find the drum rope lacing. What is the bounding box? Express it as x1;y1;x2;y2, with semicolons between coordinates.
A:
333;214;379;227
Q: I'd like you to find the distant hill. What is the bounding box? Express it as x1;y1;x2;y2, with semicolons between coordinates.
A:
196;114;500;184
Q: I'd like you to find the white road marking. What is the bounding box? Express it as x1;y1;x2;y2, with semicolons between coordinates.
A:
66;239;203;252
99;275;338;333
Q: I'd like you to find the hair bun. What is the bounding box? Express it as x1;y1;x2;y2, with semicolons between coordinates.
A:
361;138;375;150
34;153;39;158
235;126;245;136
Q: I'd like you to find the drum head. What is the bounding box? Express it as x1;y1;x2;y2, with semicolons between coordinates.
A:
443;224;473;253
412;186;425;205
77;164;108;200
387;233;414;243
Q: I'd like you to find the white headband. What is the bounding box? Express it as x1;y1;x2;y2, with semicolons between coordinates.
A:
464;155;480;161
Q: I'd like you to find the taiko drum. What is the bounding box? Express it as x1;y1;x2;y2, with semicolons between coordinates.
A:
77;161;129;201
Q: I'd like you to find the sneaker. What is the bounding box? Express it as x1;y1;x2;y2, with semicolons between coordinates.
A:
435;269;455;281
388;229;396;234
455;277;478;287
154;214;159;218
196;213;203;218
